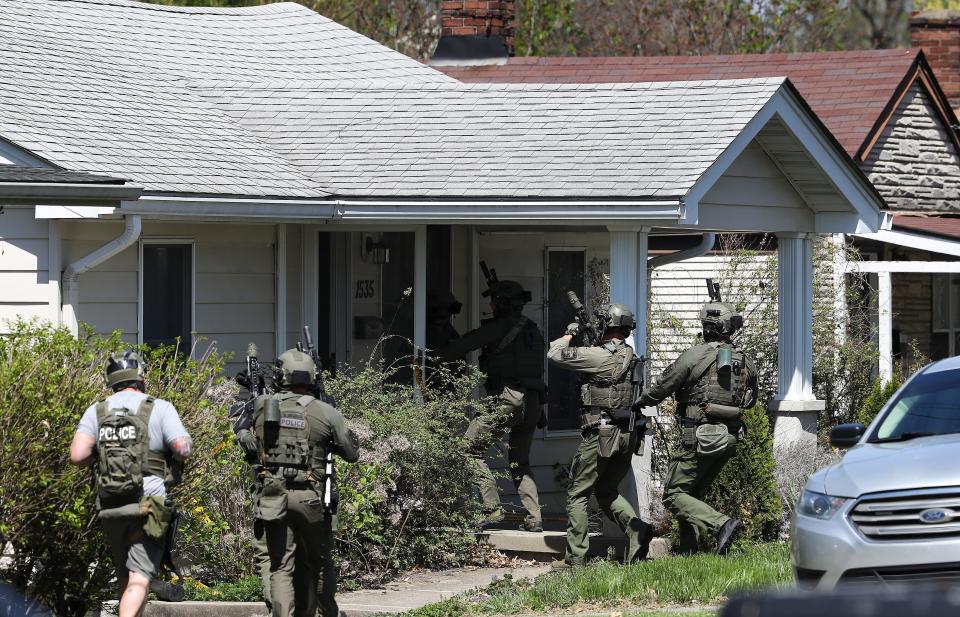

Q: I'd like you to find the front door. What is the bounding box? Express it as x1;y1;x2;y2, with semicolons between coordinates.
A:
545;247;586;431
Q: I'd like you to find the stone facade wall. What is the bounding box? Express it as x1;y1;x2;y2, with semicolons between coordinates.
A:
862;82;960;212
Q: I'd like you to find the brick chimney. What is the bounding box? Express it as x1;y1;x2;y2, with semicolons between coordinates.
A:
912;11;960;110
430;1;515;67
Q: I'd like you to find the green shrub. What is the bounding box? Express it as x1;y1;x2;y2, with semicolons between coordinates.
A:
326;361;498;585
183;576;263;601
706;403;782;545
0;320;238;617
856;374;903;427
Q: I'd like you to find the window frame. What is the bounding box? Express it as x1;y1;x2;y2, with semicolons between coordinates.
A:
542;245;588;438
138;238;196;350
932;273;960;357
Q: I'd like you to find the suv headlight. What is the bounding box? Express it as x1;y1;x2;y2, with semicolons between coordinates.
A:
798;490;847;520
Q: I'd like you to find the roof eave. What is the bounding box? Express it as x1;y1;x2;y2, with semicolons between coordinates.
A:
0;182;142;202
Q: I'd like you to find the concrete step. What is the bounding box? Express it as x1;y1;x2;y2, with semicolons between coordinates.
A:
476;529;671;562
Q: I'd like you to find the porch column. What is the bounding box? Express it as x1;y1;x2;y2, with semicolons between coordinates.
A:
877;271;894;383
771;232;823;452
275;224;287;354
413;225;427;352
608;225;652;521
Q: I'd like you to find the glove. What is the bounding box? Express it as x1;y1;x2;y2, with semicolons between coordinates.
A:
565;322;580;337
235;370;251;390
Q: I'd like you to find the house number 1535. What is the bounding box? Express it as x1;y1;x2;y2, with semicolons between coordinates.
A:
355;280;376;299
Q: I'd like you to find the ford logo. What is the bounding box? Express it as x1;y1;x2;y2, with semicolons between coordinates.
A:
920;508;950;524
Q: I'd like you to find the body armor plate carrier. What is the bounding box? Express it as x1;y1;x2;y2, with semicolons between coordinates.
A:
683;342;750;422
481;316;545;387
580;341;636;428
255;392;327;486
95;397;169;502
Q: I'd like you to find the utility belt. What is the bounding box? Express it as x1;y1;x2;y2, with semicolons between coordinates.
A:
580;407;633;430
683;402;743;423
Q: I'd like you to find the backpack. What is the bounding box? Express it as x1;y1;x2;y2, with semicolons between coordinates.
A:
95;397;163;499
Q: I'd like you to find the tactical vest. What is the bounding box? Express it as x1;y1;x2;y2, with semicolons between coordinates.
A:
480;316;544;384
255;392;326;486
581;341;635;411
95;397;168;500
682;342;750;421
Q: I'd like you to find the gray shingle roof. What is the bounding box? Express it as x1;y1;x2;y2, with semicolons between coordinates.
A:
0;165;125;184
0;0;450;197
203;78;786;198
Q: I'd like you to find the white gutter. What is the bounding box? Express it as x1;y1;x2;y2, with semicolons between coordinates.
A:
120;195;684;223
647;232;716;270
62;215;142;336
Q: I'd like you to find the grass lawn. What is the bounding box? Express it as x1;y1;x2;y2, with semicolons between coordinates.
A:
403;543;790;617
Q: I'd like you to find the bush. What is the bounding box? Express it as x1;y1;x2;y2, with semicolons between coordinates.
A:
0;320;238;617
706;403;782;545
326;361;498;585
856;373;903;427
182;576;262;601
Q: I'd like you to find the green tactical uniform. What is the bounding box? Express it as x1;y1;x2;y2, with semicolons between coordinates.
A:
547;335;651;566
252;387;360;617
442;311;546;529
638;340;757;554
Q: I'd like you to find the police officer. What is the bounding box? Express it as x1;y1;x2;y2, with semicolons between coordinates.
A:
441;280;546;532
547;304;654;568
635;301;757;555
426;291;463;353
70;351;193;617
247;349;360;617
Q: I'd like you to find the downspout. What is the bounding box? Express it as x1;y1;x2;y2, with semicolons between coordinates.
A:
61;215;142;336
647;232;716;270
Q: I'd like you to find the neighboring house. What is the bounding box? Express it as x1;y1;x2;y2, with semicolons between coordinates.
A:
0;0;885;525
434;1;960;385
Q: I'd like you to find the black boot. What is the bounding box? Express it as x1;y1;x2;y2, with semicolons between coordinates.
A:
625;518;655;563
715;518;742;555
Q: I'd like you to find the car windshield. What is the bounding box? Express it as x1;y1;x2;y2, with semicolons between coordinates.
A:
872;368;960;442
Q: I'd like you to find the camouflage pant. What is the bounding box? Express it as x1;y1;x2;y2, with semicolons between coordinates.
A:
662;444;735;553
465;386;542;524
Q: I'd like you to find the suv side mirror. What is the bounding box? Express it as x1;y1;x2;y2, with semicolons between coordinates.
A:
830;423;866;449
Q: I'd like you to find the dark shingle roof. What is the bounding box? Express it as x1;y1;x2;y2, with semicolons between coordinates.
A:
0;165;125;184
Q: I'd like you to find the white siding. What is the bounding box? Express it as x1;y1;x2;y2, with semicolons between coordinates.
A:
61;220;276;374
0;206;57;332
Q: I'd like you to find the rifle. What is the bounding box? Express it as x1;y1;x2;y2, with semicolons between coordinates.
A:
149;506;185;601
566;291;601;347
229;343;263;420
303;325;336;406
480;260;499;297
706;278;722;302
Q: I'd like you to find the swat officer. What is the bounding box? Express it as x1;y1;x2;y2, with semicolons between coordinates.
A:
547;304;654;568
70;351;193;617
441;280;546;533
249;349;360;617
426;290;463;353
635;301;757;555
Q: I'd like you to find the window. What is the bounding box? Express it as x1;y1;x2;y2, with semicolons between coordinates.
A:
932;274;960;359
545;248;586;431
141;242;193;348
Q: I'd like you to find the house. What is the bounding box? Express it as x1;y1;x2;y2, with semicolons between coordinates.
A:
433;0;960;388
0;0;885;525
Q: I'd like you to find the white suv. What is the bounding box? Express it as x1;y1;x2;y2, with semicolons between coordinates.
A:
791;356;960;589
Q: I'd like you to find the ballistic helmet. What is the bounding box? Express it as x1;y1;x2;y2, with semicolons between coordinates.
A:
699;301;744;338
277;349;317;388
426;291;463;321
490;280;532;311
105;350;146;389
601;303;636;331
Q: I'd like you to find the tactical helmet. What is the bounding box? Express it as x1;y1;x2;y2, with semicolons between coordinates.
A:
700;301;744;338
105;350;146;389
426;291;463;321
277;349;317;388
489;280;532;311
600;303;636;331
